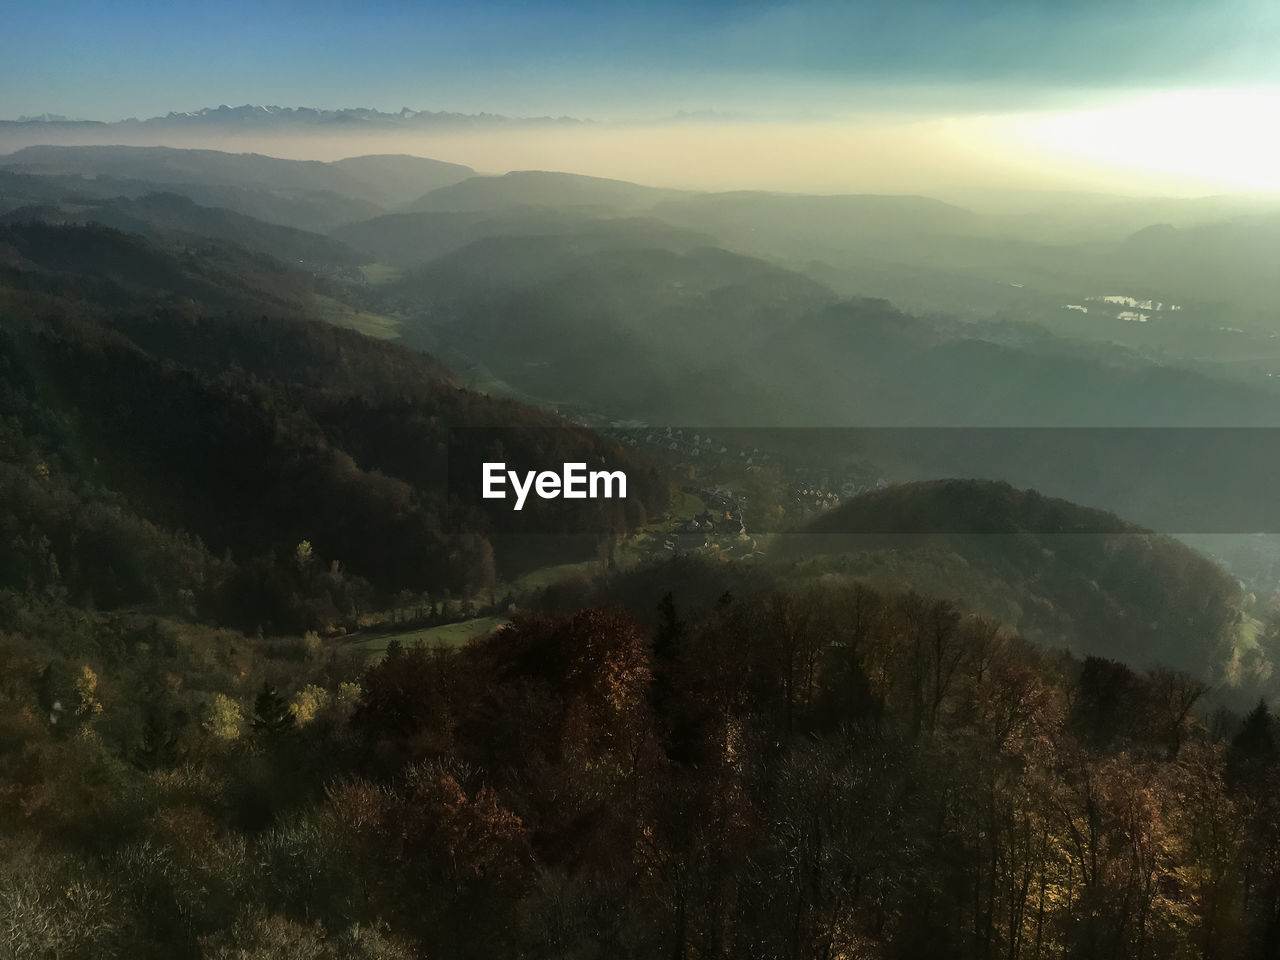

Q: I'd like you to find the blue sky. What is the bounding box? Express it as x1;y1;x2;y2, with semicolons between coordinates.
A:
3;0;1278;120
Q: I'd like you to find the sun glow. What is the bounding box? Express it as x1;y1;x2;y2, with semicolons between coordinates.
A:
1004;86;1280;193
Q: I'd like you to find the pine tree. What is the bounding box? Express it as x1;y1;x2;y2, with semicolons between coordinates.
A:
654;592;684;665
1232;700;1277;764
251;682;296;736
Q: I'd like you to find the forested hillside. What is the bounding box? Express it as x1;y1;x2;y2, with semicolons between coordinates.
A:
1;192;367;270
0;222;668;635
793;480;1242;676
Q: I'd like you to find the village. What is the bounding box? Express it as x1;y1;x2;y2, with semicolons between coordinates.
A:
582;421;893;562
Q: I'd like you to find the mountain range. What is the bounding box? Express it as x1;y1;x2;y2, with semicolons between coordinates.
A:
1;103;588;130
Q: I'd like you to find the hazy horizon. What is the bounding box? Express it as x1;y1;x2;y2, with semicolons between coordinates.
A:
5;96;1280;201
4;0;1280;197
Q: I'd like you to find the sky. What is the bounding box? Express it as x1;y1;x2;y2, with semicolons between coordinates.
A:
5;0;1280;120
3;0;1279;194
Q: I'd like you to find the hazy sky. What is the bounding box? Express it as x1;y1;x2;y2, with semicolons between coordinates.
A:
4;0;1277;120
3;0;1279;194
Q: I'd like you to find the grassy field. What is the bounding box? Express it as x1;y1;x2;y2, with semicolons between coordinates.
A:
622;489;706;543
360;263;401;286
312;294;399;340
505;560;602;594
355;615;507;659
668;490;707;522
1238;614;1265;652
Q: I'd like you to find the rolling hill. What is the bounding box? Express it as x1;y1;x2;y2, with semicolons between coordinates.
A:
1;192;366;269
789;479;1242;674
0;145;475;231
0;144;470;207
332;208;712;268
329;154;477;206
406;170;689;213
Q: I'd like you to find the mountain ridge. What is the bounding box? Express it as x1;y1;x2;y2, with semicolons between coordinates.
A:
0;103;590;129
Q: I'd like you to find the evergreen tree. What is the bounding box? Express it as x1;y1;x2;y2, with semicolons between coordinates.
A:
1230;699;1278;773
251;682;296;736
654;591;684;665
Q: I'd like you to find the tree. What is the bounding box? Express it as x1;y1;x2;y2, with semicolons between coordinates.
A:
655;592;684;665
205;692;244;741
252;682;296;736
293;539;314;571
1145;667;1208;759
1071;656;1140;751
290;684;330;725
